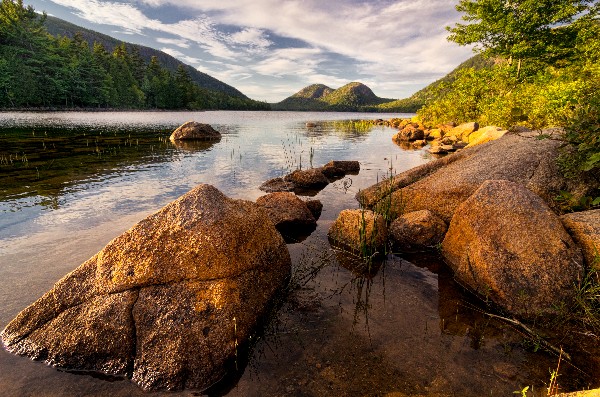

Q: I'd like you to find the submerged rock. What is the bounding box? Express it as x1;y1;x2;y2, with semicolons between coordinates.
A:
259;177;296;193
442;180;583;319
305;199;323;220
561;209;600;267
1;184;291;391
259;161;361;195
256;192;318;242
170;121;221;141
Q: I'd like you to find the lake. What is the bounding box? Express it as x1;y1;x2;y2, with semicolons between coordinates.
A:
0;111;590;396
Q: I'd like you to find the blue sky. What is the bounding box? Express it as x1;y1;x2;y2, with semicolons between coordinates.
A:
26;0;474;102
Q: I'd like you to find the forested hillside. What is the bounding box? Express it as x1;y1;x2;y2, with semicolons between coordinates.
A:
43;16;247;99
0;0;268;110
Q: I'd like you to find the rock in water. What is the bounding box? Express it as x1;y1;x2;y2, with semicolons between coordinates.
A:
389;210;447;251
1;184;291;391
256;192;318;242
442;180;583;319
170;121;221;141
328;209;388;256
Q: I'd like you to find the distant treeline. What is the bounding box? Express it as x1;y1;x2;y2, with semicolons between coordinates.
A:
0;0;269;110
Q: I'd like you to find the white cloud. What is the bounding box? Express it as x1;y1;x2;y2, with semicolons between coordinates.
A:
43;0;475;101
156;37;190;48
227;28;272;49
49;0;163;34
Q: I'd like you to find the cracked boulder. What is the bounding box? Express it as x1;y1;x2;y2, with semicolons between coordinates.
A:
1;184;291;391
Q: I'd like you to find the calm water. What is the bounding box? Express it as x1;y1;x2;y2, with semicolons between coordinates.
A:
0;111;592;396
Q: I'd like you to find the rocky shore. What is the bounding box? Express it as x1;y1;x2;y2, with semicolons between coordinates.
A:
2;119;599;394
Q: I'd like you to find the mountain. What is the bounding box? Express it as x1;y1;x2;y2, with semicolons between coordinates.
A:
273;55;494;113
272;82;395;111
378;55;495;112
43;16;247;99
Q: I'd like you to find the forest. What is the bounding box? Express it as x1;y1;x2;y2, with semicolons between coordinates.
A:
0;0;269;110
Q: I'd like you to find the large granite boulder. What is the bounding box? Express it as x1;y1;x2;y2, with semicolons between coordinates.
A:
442;180;583;319
358;132;598;223
389;210;447;252
170;121;221;141
561;209;600;267
256;192;318;242
328;209;388;257
1;184;291;391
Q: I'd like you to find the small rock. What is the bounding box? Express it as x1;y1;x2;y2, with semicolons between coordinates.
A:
393;124;425;141
390;210;447;251
170;121;221;141
259;177;295;193
328;209;388;256
285;168;329;190
428;145;447;154
256;192;317;242
449;122;479;141
321;160;360;178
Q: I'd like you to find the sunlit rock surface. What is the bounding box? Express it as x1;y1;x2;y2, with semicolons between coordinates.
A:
442;180;583;319
1;184;290;391
169;121;221;141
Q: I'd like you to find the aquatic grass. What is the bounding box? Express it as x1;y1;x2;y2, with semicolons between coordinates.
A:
330;120;376;135
571;249;600;332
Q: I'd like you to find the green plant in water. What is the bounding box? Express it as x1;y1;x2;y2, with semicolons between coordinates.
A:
513;385;530;396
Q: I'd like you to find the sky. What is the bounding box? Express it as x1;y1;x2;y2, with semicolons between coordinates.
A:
25;0;475;102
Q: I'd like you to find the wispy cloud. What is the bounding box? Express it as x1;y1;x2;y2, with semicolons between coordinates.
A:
39;0;474;101
156;37;190;48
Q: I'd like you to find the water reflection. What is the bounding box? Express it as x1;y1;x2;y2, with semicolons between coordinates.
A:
1;111;593;396
170;138;221;151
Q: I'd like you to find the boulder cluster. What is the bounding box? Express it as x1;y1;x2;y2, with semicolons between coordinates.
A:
260;160;360;194
389;119;508;154
330;129;599;320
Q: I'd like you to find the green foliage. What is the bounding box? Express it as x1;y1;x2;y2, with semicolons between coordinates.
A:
0;0;268;110
558;70;600;178
555;191;600;212
447;0;594;70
